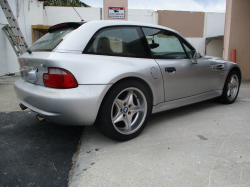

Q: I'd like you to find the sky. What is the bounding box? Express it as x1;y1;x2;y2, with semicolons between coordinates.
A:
82;0;226;13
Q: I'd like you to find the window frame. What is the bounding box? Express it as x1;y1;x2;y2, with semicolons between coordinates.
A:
83;26;152;59
141;26;195;59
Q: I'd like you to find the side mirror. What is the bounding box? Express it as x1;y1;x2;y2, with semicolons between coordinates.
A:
190;50;200;64
196;51;201;58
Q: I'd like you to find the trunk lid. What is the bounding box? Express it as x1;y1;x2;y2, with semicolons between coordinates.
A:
18;22;85;86
19;52;50;85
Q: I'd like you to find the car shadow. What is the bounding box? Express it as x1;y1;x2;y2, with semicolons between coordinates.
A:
147;99;222;127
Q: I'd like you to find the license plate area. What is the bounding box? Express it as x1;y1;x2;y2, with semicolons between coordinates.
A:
20;66;38;83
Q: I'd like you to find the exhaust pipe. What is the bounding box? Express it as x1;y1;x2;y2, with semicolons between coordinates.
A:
19;103;27;110
36;114;46;122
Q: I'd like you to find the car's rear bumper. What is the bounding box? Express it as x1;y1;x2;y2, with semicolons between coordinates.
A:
14;78;112;126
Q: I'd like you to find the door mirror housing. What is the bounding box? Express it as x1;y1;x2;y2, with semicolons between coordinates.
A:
196;51;201;58
190;50;201;64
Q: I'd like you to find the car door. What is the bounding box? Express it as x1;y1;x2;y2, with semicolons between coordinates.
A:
142;27;211;102
83;26;165;105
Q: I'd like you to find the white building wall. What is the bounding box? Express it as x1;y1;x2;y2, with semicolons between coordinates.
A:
30;1;44;25
204;12;225;38
202;12;225;57
1;0;17;75
206;39;224;58
0;2;101;76
43;7;101;26
0;0;44;75
0;21;12;75
128;9;157;24
186;38;205;55
186;12;225;56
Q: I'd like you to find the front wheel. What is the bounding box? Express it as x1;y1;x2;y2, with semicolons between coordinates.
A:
218;70;240;104
95;80;151;141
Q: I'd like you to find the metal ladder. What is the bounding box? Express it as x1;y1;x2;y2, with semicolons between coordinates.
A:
0;0;29;56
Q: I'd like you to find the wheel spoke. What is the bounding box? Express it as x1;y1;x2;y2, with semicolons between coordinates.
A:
230;77;234;84
234;82;238;88
115;99;124;110
234;77;237;85
227;84;231;97
125;90;134;107
234;79;238;88
232;78;236;86
113;113;124;124
124;115;132;130
130;106;141;116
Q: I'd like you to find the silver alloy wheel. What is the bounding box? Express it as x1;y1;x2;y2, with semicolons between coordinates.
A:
227;74;239;101
111;87;147;135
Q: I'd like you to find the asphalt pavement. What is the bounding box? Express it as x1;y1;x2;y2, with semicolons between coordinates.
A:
0;111;84;187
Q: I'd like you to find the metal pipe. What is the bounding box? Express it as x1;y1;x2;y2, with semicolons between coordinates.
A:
231;49;236;63
19;103;27;110
36;114;45;122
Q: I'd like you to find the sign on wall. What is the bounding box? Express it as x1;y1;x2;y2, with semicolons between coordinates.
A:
108;7;125;19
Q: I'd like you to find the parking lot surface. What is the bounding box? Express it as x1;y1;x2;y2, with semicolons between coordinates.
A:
1;75;250;187
70;82;250;187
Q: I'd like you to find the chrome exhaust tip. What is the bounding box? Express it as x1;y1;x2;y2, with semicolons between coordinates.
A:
19;103;27;110
36;114;46;122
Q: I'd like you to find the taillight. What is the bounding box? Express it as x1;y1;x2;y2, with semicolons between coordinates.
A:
43;68;78;88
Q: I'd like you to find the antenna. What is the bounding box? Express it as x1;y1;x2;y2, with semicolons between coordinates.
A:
70;2;84;21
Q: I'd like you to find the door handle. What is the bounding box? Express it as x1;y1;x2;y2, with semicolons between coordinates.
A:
165;67;176;73
212;64;225;70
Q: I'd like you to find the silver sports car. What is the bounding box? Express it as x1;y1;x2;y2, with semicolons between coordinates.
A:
14;21;241;141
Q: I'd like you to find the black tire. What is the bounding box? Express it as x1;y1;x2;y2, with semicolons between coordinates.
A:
217;70;240;104
95;80;152;141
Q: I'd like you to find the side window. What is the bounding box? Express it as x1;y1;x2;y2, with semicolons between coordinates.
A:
85;27;148;58
142;27;187;59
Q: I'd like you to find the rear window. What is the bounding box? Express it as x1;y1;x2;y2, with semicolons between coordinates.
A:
29;27;74;52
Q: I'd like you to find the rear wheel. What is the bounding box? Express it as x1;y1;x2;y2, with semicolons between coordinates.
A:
95;80;151;141
218;70;240;104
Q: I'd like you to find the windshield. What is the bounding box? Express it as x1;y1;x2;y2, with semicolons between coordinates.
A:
29;27;74;52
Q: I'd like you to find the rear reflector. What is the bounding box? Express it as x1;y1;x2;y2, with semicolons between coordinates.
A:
43;68;78;88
